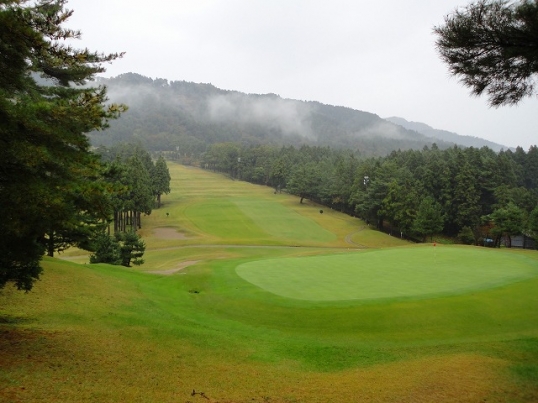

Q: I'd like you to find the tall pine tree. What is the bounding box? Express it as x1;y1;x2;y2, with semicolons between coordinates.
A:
0;0;125;290
152;156;171;208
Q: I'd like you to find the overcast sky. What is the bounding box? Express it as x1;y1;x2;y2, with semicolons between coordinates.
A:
65;0;537;150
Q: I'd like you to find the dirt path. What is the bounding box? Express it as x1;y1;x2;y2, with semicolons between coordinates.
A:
344;225;368;248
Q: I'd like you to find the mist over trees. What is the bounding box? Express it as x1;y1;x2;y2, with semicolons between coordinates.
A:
89;73;471;157
89;74;533;249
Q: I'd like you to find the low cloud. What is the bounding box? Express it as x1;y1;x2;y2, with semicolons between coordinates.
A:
357;121;410;139
207;93;314;138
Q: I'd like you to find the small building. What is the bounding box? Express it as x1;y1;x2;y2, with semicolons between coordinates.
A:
504;235;536;249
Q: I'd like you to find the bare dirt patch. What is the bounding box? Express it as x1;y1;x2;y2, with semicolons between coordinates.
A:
153;227;189;240
148;260;199;275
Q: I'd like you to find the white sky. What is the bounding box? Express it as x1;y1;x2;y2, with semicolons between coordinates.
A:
65;0;537;150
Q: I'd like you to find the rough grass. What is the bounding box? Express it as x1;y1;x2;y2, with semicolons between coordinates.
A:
1;163;538;403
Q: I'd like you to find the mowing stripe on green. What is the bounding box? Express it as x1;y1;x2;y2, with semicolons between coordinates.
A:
236;246;538;301
185;198;270;239
233;198;336;243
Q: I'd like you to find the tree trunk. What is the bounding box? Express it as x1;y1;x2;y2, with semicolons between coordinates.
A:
114;210;119;233
120;211;124;232
47;231;54;257
129;210;133;231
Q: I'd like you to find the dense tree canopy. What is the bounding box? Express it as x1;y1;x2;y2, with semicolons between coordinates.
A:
435;0;538;106
95;143;172;232
412;197;445;242
0;0;125;290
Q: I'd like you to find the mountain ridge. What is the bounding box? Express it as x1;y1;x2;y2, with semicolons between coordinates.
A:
91;72;509;155
384;116;511;152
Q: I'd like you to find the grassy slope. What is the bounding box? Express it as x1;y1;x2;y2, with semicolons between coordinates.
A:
1;163;537;403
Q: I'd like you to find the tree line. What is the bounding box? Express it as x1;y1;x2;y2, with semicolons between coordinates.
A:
87;144;171;267
95;144;171;232
201;142;538;246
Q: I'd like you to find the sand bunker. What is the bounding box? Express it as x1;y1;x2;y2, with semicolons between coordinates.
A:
153;227;189;240
149;260;199;275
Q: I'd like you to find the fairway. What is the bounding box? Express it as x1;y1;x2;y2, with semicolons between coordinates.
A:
233;198;336;242
184;197;336;244
236;246;538;301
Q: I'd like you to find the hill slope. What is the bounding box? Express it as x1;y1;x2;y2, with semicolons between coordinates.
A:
91;73;455;156
385;116;511;152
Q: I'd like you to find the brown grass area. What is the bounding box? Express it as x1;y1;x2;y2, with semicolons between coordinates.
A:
317;354;510;403
153;227;190;240
0;325;515;403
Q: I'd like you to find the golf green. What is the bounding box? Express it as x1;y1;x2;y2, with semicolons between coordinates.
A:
236;246;538;301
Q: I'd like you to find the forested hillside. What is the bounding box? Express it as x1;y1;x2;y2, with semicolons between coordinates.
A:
91;73;456;156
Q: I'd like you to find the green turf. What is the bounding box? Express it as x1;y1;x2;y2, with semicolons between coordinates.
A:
236;246;538;301
234;197;336;243
183;197;337;245
185;198;271;241
2;164;538;402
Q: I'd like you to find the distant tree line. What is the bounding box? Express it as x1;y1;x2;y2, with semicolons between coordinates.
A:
201;142;538;247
